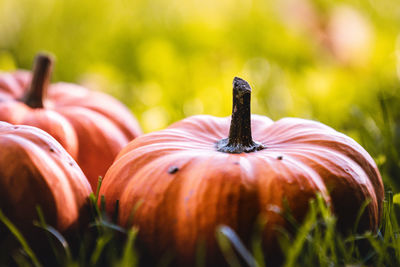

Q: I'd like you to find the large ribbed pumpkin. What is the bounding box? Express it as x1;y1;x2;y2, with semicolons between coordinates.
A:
100;77;384;266
0;121;92;238
0;54;142;190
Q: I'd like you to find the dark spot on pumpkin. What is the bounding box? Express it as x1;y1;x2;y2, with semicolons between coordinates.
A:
69;162;74;166
13;126;19;130
277;155;283;160
168;166;179;174
233;162;240;165
49;147;55;152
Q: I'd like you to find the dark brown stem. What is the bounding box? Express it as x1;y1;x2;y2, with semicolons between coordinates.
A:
216;77;264;153
22;53;54;108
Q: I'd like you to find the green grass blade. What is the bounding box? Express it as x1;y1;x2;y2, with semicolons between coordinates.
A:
90;233;113;266
35;205;72;262
33;222;72;260
283;201;317;267
0;209;42;267
89;220;127;234
95;176;103;203
218;225;258;267
216;227;241;267
118;228;138;267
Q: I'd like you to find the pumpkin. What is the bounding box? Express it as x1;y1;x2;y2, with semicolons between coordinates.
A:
0;121;92;238
99;77;384;266
0;53;142;190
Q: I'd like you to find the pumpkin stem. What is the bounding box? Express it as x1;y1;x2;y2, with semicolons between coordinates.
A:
216;77;264;153
22;53;54;109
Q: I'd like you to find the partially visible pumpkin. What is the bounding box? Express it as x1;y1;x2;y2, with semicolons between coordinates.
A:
0;121;92;238
100;77;384;266
0;54;142;190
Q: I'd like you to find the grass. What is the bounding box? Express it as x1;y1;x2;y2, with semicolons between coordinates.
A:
1;188;400;267
1;0;399;265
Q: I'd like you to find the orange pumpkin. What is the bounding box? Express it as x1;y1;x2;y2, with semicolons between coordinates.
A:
0;121;92;237
0;54;142;190
99;77;384;265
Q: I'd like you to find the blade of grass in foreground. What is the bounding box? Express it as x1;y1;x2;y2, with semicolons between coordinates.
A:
283;197;318;267
35;205;72;262
89;233;113;266
95;176;103;204
218;225;258;267
216;228;241;267
117;228;138;267
0;209;42;267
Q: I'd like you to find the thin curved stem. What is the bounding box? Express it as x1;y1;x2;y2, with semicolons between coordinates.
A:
22;53;54;108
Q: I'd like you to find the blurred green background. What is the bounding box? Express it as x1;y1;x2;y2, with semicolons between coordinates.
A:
1;0;400;189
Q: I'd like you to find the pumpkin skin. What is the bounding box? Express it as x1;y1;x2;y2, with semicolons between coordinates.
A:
0;70;31;100
0;121;92;237
99;77;384;266
0;54;142;190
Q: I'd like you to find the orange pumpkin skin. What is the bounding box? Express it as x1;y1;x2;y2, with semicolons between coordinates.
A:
101;117;383;265
0;54;142;190
0;70;31;100
0;121;92;237
100;78;383;266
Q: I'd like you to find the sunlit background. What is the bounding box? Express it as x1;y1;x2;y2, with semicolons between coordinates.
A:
1;0;400;188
